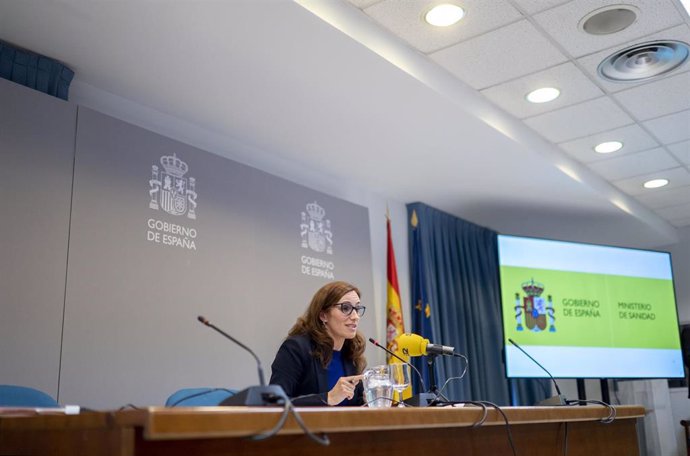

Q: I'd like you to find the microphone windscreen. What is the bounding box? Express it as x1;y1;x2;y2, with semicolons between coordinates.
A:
396;333;428;356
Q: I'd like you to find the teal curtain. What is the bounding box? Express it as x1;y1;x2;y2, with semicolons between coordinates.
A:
407;202;548;405
0;41;74;100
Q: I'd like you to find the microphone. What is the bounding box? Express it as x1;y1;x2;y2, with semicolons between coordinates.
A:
368;338;427;391
507;338;566;406
368;338;437;407
198;315;265;385
197;315;287;406
397;333;455;356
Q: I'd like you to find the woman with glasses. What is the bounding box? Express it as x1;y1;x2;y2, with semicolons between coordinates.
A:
269;281;367;406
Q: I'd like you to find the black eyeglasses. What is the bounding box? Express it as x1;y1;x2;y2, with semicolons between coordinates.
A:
334;302;366;317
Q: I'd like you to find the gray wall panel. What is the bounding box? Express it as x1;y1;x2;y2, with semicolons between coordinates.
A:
0;78;76;398
60;108;374;408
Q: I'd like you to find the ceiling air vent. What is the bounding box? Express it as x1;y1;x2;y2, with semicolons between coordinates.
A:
598;40;690;82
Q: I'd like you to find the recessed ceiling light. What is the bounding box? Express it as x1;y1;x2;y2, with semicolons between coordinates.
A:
594;141;623;154
526;87;560;103
643;178;669;189
425;4;465;27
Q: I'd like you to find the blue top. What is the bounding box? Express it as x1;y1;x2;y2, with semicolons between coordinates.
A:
327;350;349;406
269;334;364;406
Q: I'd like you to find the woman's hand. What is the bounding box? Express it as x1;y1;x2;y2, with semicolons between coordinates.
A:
327;375;364;405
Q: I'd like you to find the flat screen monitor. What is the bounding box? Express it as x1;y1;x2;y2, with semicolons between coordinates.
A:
497;234;684;379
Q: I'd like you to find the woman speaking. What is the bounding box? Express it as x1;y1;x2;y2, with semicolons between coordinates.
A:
269;281;367;406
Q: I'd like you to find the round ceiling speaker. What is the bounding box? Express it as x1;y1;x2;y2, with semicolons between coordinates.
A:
580;5;638;35
598;40;690;82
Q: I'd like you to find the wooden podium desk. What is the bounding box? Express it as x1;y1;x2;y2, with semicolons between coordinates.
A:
0;405;644;456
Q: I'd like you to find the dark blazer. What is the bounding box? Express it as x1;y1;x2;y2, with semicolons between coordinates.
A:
269;334;364;406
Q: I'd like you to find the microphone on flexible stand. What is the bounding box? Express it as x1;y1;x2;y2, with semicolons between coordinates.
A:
368;338;427;389
198;315;287;406
508;338;566;406
368;338;438;407
395;333;458;403
396;333;456;356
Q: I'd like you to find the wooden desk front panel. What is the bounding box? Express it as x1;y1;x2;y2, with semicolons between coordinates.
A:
0;406;642;456
134;418;638;456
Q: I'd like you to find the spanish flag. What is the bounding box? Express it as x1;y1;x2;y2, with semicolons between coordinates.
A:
386;213;405;357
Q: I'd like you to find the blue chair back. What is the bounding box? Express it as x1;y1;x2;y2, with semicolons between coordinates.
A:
165;387;236;407
0;384;59;407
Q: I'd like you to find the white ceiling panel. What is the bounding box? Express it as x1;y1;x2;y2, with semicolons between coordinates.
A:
480;62;603;118
655;201;690;221
643;109;690;144
524;97;633;143
669;217;690;227
347;0;382;8
576;24;690;93
533;0;685;58
509;0;571;15
668;140;690;164
613;70;690;121
0;0;685;248
558;124;659;163
636;184;690;208
588;147;680;181
362;0;522;54
614;166;690;195
430;20;567;89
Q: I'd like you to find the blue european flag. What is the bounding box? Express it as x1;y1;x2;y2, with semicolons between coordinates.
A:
410;210;434;393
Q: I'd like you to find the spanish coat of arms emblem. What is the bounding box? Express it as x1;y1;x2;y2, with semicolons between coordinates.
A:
148;154;197;219
300;201;333;254
515;279;556;332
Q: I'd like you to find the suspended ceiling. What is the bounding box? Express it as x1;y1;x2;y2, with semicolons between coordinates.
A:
0;0;688;248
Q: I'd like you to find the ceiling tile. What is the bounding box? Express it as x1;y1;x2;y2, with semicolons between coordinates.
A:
524;97;632;143
655;201;690;221
668;140;690;164
430;20;567;89
669;217;690;227
576;24;690;93
613;70;690;121
510;0;571;15
558;124;659;163
347;0;383;8
636;184;690;208
643;109;690;143
363;0;522;54
480;62;603;118
532;0;685;58
613;166;690;195
588;147;679;180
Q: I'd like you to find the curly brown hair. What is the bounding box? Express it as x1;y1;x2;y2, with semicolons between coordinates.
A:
288;281;367;373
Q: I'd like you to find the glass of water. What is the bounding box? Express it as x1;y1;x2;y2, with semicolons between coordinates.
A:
389;363;411;407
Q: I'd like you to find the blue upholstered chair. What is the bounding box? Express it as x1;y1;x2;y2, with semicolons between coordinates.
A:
165;387;236;407
0;384;60;407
